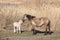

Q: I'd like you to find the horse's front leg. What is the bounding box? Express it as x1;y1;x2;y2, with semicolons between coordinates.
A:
32;25;37;35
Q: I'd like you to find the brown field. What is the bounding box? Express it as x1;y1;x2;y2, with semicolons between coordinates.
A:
0;0;60;40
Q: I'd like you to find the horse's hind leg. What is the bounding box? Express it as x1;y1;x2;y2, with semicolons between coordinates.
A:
47;23;51;34
44;27;48;35
48;21;51;35
44;25;48;35
48;25;51;35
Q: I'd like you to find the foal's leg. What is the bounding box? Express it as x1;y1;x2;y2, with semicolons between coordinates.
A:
16;26;19;33
18;26;21;33
14;26;16;33
17;26;20;33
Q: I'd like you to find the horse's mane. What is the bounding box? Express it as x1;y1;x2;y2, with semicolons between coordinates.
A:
25;14;35;21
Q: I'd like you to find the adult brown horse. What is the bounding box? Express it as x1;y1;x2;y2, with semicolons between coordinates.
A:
22;14;51;35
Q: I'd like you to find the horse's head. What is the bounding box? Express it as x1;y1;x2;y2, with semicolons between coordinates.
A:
22;14;35;22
